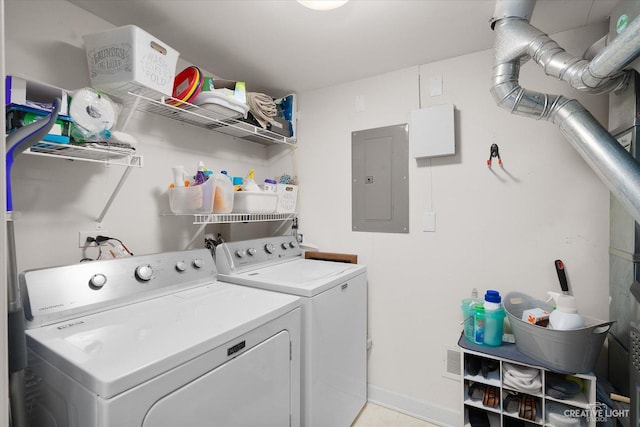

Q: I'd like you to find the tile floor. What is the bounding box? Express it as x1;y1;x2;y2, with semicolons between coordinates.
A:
351;403;440;427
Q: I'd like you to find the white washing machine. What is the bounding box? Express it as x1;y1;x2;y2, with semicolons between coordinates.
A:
215;236;367;427
20;248;301;427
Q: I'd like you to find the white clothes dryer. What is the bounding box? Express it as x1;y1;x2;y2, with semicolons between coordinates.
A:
20;248;301;427
215;236;367;427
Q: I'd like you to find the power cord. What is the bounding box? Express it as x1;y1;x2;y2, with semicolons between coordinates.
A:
83;235;134;261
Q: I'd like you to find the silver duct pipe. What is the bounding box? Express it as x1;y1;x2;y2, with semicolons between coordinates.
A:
490;0;640;225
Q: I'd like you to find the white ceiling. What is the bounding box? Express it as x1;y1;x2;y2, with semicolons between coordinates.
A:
68;0;618;97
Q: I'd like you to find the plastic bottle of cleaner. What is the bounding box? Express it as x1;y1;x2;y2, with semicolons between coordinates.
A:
213;170;234;214
483;290;505;346
232;177;244;191
546;291;585;330
243;169;261;192
461;288;481;343
194;161;208;185
172;165;187;187
473;304;485;345
263;178;277;192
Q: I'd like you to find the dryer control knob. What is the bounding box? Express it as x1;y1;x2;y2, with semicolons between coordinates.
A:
264;243;275;254
192;258;204;269
281;243;288;250
175;261;187;272
247;248;257;256
235;249;246;258
89;273;107;289
135;265;153;281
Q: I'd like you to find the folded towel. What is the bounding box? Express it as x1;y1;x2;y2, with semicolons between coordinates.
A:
503;362;542;393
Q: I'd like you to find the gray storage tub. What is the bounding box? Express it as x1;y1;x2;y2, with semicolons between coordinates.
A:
504;292;613;373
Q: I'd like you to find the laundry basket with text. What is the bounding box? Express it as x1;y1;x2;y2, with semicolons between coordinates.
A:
504;292;613;373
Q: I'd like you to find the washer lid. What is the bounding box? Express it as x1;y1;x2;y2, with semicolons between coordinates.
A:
218;259;366;297
26;282;300;399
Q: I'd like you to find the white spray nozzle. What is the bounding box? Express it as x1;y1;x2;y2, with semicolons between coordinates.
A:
546;291;562;305
547;291;579;314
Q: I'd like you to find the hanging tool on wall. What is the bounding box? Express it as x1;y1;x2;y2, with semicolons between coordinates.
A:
6;99;61;427
487;143;502;167
554;259;570;295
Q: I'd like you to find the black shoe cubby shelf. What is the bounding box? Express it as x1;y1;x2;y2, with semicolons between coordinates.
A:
461;347;596;427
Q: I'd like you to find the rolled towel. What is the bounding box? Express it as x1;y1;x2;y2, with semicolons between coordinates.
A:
247;92;277;129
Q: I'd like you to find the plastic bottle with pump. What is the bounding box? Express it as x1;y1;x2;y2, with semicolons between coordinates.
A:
461;288;481;343
546;291;585;330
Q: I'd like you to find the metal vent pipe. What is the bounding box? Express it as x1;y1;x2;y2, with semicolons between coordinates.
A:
490;0;640;224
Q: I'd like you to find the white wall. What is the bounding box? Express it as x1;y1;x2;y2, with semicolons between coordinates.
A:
290;22;610;425
5;1;612;426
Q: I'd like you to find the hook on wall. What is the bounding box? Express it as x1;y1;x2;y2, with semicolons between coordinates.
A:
487;143;502;167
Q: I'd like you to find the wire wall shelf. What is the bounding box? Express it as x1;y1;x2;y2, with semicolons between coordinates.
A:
26;142;143;167
187;212;295;224
124;92;296;147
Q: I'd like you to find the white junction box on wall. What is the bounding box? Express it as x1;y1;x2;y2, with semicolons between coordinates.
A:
410;103;455;159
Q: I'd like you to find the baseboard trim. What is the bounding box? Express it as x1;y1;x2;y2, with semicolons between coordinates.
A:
367;384;460;426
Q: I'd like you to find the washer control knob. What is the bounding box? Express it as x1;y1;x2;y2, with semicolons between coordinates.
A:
289;241;296;248
89;273;107;289
247;248;257;256
192;258;204;269
281;242;288;250
235;249;246;258
264;243;275;254
135;265;153;281
175;261;187;272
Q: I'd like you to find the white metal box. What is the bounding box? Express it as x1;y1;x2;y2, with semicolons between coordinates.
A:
83;25;179;99
410;104;455;158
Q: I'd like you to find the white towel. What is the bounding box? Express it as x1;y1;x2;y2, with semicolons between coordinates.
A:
502;362;542;393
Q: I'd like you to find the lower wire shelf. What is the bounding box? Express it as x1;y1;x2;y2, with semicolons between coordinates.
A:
163;212;296;224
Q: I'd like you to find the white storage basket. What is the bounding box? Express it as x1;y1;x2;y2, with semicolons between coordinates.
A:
83;25;179;100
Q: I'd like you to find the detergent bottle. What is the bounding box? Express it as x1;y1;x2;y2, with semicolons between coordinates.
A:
546;292;585;330
213;170;234;213
482;290;505;346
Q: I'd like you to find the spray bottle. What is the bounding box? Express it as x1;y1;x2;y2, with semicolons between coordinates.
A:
243;168;261;192
546;291;585;330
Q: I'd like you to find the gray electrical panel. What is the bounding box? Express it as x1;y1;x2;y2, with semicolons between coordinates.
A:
352;124;409;233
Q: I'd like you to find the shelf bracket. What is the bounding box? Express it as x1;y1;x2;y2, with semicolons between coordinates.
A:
184;223;208;250
95;97;142;224
96;164;134;223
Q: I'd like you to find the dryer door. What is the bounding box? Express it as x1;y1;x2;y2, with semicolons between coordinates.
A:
142;331;291;427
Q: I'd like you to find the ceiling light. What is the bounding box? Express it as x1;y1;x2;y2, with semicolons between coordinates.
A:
297;0;349;11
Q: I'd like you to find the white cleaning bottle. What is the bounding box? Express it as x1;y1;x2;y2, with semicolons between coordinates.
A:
546;291;585;330
213;170;234;214
243;168;261;192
